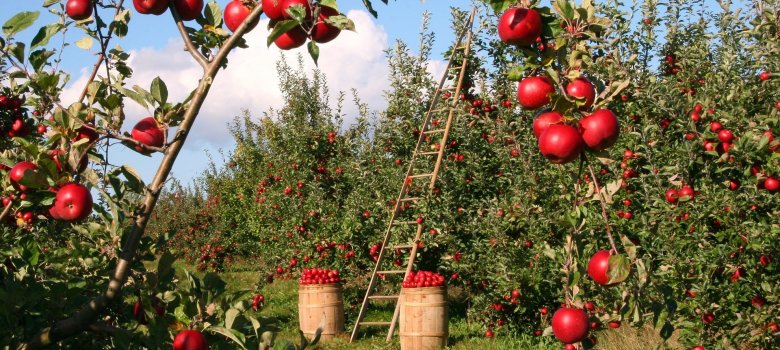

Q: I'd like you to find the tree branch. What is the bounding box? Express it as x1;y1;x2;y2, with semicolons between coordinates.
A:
18;4;266;349
77;0;125;103
169;2;209;70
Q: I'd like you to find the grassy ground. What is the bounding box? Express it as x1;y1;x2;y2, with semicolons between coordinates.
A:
173;261;680;349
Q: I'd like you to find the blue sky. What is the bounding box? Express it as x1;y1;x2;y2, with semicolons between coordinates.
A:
1;0;473;185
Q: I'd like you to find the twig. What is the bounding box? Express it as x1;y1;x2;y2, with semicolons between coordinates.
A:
18;4;266;348
169;2;209;69
587;163;619;255
0;202;13;223
77;0;125;103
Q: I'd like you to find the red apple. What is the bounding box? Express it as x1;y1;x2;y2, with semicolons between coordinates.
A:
263;0;310;21
538;124;583;164
173;0;203;21
9;161;39;192
551;307;590;344
517;76;554;109
310;6;341;43
173;330;208;350
224;0;259;33
131;117;165;153
66;0;93;20
717;129;734;143
274;26;307;50
759;71;771;81
709;121;722;132
587;250;614;285
764;177;779;192
578;109;619;150
133;0;168;15
53;183;93;221
497;8;542;46
532;110;564;139
565;77;596;109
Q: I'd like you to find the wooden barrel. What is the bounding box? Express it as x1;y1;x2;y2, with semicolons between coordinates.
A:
298;284;344;340
399;286;448;350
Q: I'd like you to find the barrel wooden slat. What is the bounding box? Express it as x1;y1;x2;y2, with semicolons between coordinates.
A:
298;284;345;340
399;286;448;350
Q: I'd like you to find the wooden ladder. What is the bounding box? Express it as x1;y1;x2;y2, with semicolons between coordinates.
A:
349;8;477;343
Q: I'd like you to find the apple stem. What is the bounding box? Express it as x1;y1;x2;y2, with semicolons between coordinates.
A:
587;163;619;255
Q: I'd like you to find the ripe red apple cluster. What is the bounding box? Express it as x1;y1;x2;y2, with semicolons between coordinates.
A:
223;0;343;51
251;294;265;310
299;267;341;284
0;94;33;138
402;270;445;288
528;79;620;164
664;184;696;204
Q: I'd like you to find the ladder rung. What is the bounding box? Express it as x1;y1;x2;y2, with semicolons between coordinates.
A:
400;197;422;202
368;295;399;301
419;151;439;156
360;321;392;327
377;270;406;274
388;244;414;250
409;173;433;179
423;129;446;135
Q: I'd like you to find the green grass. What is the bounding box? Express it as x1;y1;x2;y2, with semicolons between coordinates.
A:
167;261;679;350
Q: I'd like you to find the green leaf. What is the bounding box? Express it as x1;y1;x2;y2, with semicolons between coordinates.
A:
31;23;64;49
204;0;223;27
285;4;307;24
29;49;55;72
607;254;630;284
325;15;354;31
207;326;248;349
75;37;93;50
150;77;168;105
361;0;379;18
121;165;144;193
157;252;176;280
488;0;514;13
3;11;40;37
10;43;26;63
267;20;299;47
319;0;339;10
43;0;60;7
225;308;239;329
554;0;575;20
307;41;319;65
506;66;525;81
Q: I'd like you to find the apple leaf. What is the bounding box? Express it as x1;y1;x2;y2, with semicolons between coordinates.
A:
150;77;168;105
203;1;223;28
3;11;39;37
506;66;524;81
31;23;63;49
361;0;379;18
121;165;144;194
607;254;630;284
157;252;176;283
43;0;60;7
9;43;26;64
307;41;319;66
225;308;240;329
319;0;339;10
206;326;247;349
285;4;308;25
487;0;514;13
325;15;355;31
75;37;93;50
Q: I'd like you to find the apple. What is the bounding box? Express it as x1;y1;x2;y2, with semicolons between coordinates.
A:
274;26;307;50
224;0;259;33
538;124;582;164
497;8;542;46
565;77;596;109
691;346;705;350
9;161;39;192
679;185;695;199
131;117;165;153
701;312;714;324
66;0;93;20
532;110;564;139
173;0;203;21
551;307;589;344
53;183;93;221
263;0;310;21
709;121;722;132
132;300;147;324
484;329;495;338
517;76;554;109
587;250;614;285
759;71;771;81
133;0;168;15
75;124;99;143
578;109;619;150
608;321;621;328
173;330;208;350
717;129;734;143
764;177;779;192
311;6;341;43
728;179;740;191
